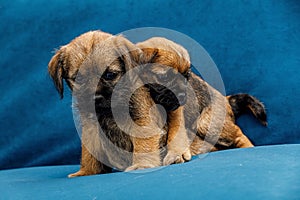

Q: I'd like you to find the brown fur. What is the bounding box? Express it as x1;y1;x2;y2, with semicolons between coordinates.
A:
137;37;267;156
48;31;169;177
136;38;192;165
48;31;113;98
189;72;267;153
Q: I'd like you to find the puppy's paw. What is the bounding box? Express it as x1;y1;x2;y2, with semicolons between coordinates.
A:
163;149;191;166
163;151;184;166
182;149;192;161
68;169;95;178
125;163;156;172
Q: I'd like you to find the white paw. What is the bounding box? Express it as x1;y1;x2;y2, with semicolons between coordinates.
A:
163;149;191;166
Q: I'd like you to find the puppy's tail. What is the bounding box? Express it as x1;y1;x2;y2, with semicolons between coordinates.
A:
227;94;267;126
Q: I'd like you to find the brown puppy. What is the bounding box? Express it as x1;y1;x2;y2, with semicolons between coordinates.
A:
48;31;169;177
137;38;192;165
136;37;267;156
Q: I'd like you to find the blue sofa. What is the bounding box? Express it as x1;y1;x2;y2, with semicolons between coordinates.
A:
0;0;299;199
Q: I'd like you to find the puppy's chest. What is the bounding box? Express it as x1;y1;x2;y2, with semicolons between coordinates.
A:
95;111;133;151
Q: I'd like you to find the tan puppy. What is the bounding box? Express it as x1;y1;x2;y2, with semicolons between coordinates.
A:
136;37;267;156
137;38;192;165
48;31;170;177
48;32;267;177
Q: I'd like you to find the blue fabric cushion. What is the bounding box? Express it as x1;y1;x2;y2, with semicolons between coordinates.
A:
1;144;299;199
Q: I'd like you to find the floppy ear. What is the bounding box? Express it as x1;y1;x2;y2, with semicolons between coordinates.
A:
48;48;65;99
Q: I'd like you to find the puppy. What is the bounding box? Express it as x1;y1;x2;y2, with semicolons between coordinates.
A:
48;31;169;177
136;38;193;165
136;37;267;156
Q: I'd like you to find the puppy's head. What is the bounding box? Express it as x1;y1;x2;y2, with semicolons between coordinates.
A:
48;31;142;109
48;31;141;111
77;35;142;108
137;37;191;111
48;31;113;99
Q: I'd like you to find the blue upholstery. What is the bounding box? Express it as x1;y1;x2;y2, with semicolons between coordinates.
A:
0;0;299;199
1;145;299;199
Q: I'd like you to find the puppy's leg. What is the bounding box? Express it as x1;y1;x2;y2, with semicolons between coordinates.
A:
125;135;161;171
68;117;111;177
189;135;219;156
68;144;111;177
233;125;254;148
163;106;191;165
196;106;254;149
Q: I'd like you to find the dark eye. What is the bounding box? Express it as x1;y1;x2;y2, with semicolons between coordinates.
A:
103;71;118;80
184;69;191;79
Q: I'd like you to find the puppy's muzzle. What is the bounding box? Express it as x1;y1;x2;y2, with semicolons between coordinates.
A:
155;90;186;111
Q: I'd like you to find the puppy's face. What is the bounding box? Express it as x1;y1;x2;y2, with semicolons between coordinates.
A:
48;31;112;97
140;48;191;111
76;50;127;108
48;31;141;109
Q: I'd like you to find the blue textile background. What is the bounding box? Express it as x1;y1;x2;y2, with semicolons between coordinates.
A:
0;0;299;170
1;145;300;200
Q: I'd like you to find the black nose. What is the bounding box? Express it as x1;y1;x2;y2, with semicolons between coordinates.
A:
177;93;187;105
